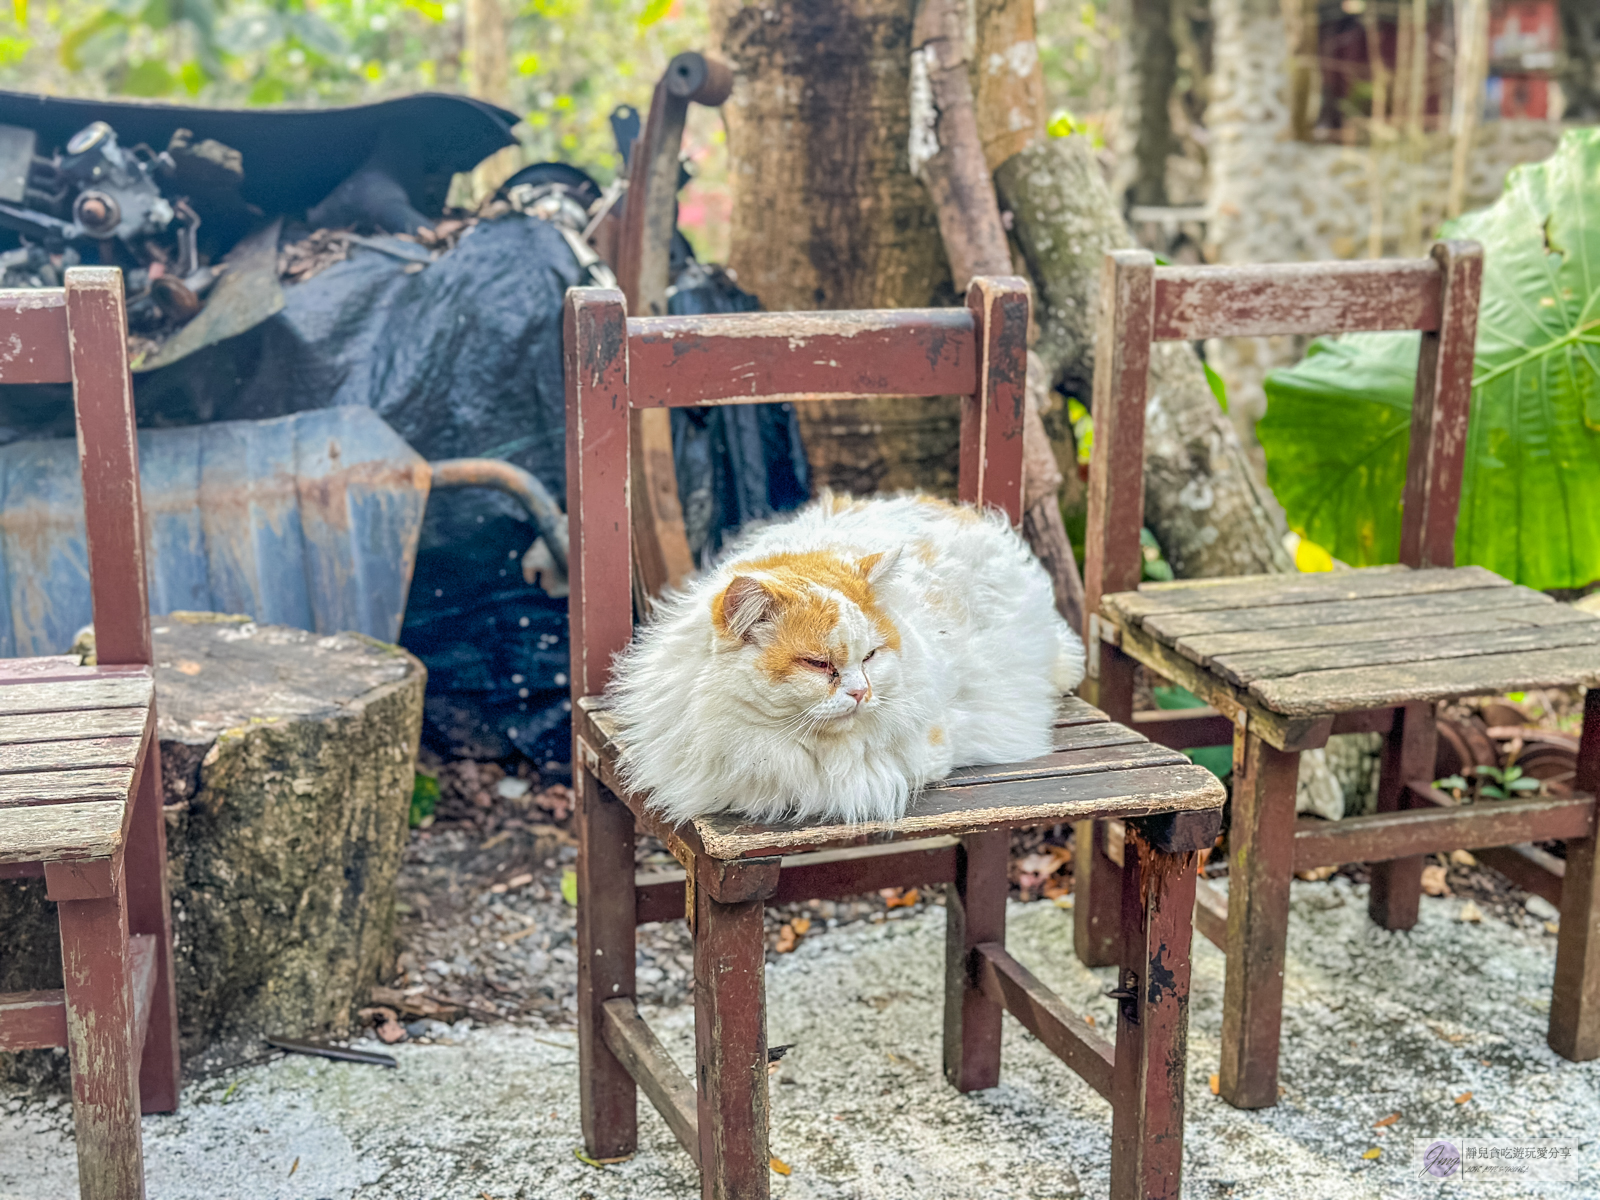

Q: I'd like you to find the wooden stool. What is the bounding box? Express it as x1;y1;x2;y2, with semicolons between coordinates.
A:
565;280;1226;1199
1076;244;1600;1110
0;270;181;1199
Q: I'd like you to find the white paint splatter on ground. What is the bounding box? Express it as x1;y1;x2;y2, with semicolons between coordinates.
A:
3;876;1596;1198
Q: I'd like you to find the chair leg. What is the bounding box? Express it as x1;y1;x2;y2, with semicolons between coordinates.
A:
943;830;1008;1092
125;746;180;1113
1218;730;1299;1109
1368;702;1437;931
1550;688;1600;1060
1073;819;1125;968
1109;829;1198;1200
694;870;769;1200
576;766;638;1159
57;866;146;1200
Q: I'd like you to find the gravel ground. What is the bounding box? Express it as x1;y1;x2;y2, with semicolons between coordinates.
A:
4;874;1598;1200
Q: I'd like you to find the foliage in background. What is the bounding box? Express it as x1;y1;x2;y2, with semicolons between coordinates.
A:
0;0;706;183
1258;127;1600;593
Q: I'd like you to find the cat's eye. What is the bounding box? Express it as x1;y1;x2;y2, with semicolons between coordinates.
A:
864;647;882;662
798;657;834;673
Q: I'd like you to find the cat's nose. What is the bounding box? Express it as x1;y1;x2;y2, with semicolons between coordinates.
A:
845;684;869;704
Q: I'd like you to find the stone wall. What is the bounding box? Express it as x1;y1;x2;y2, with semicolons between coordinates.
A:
1204;0;1571;452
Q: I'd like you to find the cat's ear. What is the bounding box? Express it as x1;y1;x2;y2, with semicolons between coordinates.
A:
857;548;902;588
713;575;776;642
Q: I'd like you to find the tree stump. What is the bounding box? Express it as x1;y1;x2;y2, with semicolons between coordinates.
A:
1;614;425;1066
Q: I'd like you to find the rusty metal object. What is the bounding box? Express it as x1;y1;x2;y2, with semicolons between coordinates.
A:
429;455;568;575
615;50;733;607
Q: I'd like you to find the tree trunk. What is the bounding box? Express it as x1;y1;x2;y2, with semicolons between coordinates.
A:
464;0;511;107
996;136;1293;580
714;0;963;496
1558;0;1599;121
1115;0;1178;206
0;615;426;1068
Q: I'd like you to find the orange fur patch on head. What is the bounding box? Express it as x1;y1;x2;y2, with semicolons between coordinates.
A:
723;548;902;679
914;538;938;566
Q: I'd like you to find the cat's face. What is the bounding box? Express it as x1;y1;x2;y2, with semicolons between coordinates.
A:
710;549;903;733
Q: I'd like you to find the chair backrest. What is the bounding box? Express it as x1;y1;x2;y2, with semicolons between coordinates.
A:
1083;241;1484;630
0;267;151;668
564;276;1031;703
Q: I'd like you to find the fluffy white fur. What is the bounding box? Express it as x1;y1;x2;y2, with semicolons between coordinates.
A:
608;494;1086;826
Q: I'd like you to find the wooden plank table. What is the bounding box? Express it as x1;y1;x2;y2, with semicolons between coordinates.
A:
1096;564;1600;1108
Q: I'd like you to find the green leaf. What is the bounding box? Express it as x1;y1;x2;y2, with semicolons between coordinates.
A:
120;57;174;95
1204;360;1229;413
284;9;346;57
1434;774;1470;791
1151;685;1232;778
1507;777;1541;792
60;10;127;72
637;0;672;28
409;772;439;828
561;866;578;907
1259;127;1600;591
216;9;283;55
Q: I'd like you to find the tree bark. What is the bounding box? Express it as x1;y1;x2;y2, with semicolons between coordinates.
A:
464;0;511;108
715;0;963;496
996;136;1294;580
0;616;426;1066
1558;0;1599;121
1115;0;1179;206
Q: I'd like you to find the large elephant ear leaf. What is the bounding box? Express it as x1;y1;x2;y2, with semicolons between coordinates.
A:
1258;127;1600;592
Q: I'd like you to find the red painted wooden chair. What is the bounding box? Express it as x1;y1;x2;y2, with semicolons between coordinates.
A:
1078;243;1600;1110
0;269;180;1199
565;278;1226;1200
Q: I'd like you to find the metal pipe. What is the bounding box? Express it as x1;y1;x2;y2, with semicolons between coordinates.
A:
428;458;568;575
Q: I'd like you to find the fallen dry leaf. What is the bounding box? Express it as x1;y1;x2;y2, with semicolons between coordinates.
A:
289;1156;300;1176
775;923;798;954
1372;1112;1400;1128
507;872;535;889
1421;864;1451;896
1362;1147;1381;1160
1455;1091;1473;1105
791;916;812;935
1295;864;1337;882
1459;900;1483;923
1208;1073;1219;1096
502;924;540;945
1084;1013;1095;1027
174;660;203;676
1450;848;1477;867
880;887;920;909
770;1157;792;1176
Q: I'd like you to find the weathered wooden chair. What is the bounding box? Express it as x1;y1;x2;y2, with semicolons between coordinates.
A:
1076;243;1600;1110
565;278;1226;1200
0;269;180;1199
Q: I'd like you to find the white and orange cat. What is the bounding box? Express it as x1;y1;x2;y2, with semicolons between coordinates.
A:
609;493;1085;826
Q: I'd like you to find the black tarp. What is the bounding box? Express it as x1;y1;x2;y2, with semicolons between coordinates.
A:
140;218;808;766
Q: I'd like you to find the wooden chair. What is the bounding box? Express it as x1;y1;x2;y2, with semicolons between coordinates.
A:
1077;243;1600;1111
0;269;180;1199
565;278;1226;1200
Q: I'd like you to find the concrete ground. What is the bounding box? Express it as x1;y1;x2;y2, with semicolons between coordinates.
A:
3;876;1597;1200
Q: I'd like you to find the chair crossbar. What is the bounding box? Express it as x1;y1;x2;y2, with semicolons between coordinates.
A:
1151;257;1444;341
0;290;72;384
626;306;980;408
1291;786;1595;871
976;942;1115;1099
